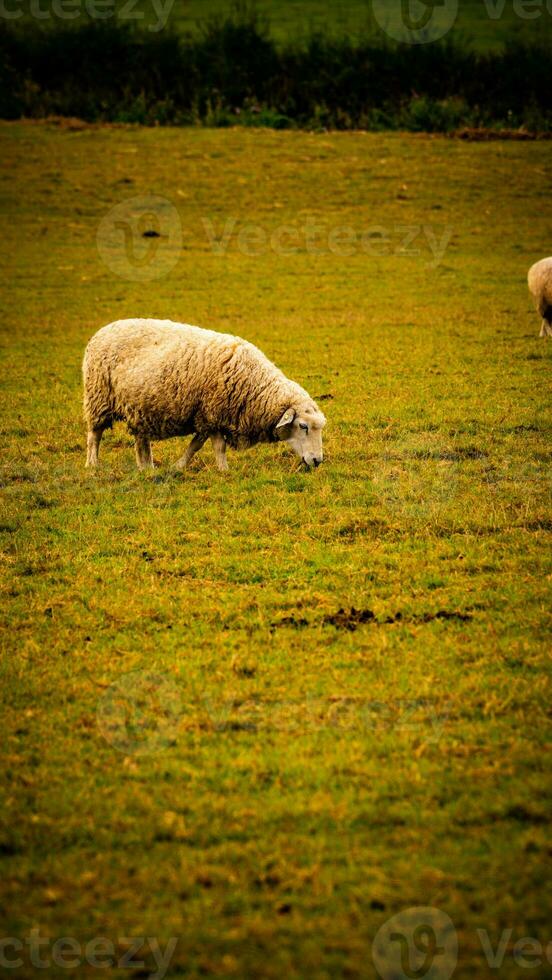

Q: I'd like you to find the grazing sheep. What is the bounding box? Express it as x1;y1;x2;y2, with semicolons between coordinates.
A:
528;257;552;338
83;318;326;472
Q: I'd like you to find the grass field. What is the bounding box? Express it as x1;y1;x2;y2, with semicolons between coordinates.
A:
15;0;552;49
1;120;551;978
166;0;552;48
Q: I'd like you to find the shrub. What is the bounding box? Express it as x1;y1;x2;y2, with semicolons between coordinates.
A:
1;12;550;132
400;96;472;133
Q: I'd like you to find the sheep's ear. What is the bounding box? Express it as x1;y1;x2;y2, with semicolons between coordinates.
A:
275;408;295;430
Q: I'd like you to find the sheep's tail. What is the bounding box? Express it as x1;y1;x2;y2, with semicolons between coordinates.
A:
82;344;114;430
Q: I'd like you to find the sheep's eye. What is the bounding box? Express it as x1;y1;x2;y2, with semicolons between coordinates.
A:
299;422;308;432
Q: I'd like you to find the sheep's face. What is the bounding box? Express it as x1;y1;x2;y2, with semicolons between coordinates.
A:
275;407;326;468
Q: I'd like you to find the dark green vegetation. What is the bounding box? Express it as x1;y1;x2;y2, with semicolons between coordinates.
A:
1;121;551;977
2;4;552;130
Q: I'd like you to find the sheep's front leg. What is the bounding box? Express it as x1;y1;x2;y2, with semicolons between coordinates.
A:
174;433;207;470
211;433;229;472
86;428;103;468
135;435;154;470
540;319;552;338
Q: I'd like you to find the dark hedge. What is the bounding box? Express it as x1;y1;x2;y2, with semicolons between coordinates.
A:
1;9;551;131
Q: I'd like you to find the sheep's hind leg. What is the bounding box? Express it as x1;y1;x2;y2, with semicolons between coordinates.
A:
174;433;207;470
211;433;229;472
86;427;103;468
135;435;154;470
540;319;552;338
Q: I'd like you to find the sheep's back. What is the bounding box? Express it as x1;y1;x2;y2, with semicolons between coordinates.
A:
528;258;552;303
84;318;306;441
85;318;258;438
84;320;209;435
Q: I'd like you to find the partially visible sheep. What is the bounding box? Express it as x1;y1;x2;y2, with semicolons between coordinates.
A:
528;257;552;338
83;318;326;472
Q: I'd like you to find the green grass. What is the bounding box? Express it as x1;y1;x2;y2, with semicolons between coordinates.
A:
1;120;551;978
136;0;552;49
17;0;552;49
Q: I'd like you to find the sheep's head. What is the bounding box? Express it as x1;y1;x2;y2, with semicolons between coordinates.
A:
275;405;326;468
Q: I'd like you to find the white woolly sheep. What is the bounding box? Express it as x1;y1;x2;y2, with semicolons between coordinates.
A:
83;318;326;472
528;257;552;338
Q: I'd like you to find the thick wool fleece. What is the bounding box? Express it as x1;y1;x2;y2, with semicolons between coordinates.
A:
528;258;552;337
83;318;321;446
